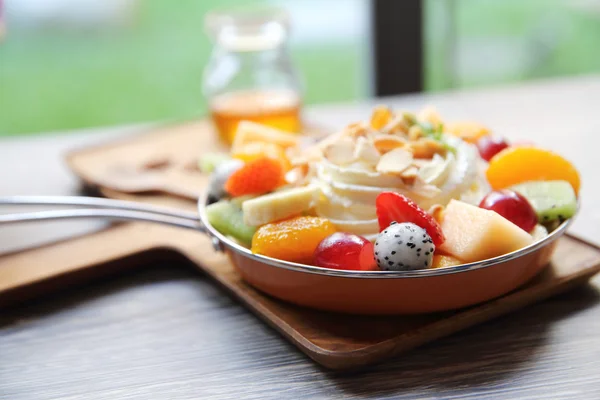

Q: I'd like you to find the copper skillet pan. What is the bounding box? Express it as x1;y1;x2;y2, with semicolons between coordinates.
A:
0;194;573;315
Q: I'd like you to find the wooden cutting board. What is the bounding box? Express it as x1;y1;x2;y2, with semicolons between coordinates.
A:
66;120;328;200
2;120;600;370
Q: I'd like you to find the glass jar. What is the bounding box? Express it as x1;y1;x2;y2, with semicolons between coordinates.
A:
203;7;304;145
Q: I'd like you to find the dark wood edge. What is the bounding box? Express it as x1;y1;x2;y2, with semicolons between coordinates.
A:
561;232;600;249
0;247;184;310
311;264;600;370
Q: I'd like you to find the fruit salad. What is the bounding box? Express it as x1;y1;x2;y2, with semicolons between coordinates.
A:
202;107;580;272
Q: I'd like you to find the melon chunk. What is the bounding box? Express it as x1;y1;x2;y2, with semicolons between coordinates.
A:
439;200;534;262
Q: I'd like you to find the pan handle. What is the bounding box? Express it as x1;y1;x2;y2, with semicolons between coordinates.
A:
0;196;205;232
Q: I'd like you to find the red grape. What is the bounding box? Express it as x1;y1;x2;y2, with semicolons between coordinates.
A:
477;136;509;161
314;232;377;271
479;189;537;232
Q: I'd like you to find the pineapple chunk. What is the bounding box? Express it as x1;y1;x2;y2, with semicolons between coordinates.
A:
232;121;301;153
242;185;319;226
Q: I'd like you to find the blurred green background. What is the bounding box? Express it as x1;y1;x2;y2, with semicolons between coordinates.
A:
1;0;599;136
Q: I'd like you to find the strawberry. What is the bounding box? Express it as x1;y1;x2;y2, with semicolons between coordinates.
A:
375;192;446;246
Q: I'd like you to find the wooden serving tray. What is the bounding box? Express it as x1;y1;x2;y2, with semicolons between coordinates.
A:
66;120;328;200
2;120;599;370
2;208;599;370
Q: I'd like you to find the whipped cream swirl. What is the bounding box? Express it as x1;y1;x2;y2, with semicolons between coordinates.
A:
310;136;489;240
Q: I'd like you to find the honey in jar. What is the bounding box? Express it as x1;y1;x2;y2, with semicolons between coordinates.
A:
203;7;303;145
210;89;301;144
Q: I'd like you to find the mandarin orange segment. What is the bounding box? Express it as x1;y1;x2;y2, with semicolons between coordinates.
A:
446;121;490;143
251;216;336;263
224;157;284;197
486;146;581;195
232;142;291;172
431;254;462;269
370;105;393;130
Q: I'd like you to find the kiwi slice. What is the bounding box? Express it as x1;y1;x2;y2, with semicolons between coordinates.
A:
199;152;231;173
511;180;577;224
205;200;256;246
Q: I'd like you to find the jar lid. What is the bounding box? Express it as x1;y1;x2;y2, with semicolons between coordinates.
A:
205;7;290;52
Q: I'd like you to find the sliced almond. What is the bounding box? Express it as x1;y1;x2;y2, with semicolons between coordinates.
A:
427;204;445;223
315;129;348;151
305;145;325;162
381;115;409;135
346;121;371;138
324;137;356;165
401;166;418;178
411;159;430;168
373;135;407;153
285;164;309;186
410;138;447;159
354;136;380;165
401;177;416;186
345;160;377;172
289;144;323;167
400;166;418;185
301;128;353;164
376;148;413;174
286;162;317;187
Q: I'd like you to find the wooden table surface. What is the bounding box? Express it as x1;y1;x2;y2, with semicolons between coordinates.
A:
2;76;600;399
